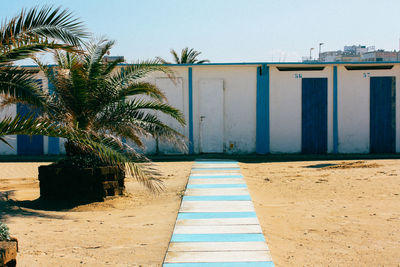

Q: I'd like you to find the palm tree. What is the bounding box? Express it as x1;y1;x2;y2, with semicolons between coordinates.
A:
1;38;186;190
0;7;179;191
157;47;210;64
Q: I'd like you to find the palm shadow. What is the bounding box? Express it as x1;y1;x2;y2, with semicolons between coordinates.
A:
0;190;93;221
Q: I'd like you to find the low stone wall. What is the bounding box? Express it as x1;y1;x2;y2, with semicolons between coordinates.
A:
38;165;125;201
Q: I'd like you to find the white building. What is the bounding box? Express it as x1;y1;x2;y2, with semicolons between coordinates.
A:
1;61;400;155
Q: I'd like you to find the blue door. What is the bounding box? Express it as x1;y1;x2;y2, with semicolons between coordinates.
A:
302;78;328;154
370;76;396;153
17;79;44;155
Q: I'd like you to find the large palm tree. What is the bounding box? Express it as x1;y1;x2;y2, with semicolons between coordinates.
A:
1;38;186;190
0;7;176;191
157;47;210;64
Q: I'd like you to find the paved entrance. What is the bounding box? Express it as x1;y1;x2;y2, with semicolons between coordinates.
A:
163;160;274;266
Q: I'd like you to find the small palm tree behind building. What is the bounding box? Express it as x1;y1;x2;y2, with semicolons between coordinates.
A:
157;47;210;64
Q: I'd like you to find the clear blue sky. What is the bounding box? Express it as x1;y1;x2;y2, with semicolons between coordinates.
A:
2;0;400;62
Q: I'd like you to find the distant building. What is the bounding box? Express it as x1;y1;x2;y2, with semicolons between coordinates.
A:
319;51;341;62
103;56;125;63
343;45;374;55
310;44;399;62
361;50;400;62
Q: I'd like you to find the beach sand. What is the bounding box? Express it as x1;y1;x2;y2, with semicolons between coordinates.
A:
1;159;400;266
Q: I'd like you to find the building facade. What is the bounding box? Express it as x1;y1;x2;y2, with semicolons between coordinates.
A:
1;62;399;155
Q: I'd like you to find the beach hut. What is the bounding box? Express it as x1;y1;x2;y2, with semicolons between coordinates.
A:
1;61;399;155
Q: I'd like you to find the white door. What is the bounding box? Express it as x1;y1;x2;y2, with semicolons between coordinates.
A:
156;78;185;154
199;79;224;153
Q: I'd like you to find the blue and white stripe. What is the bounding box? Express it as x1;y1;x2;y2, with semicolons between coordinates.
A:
163;160;274;266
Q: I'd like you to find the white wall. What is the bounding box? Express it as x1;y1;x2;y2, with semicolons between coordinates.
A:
338;65;400;153
132;67;189;154
269;65;334;153
192;65;257;154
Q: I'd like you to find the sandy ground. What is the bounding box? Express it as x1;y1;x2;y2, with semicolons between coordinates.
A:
0;161;192;267
1;159;400;266
242;160;400;267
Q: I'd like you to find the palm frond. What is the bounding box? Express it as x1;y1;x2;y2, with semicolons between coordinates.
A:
0;43;75;64
109;60;174;92
95;100;186;151
0;67;48;108
128;99;185;125
167;47;209;64
84;38;115;80
170;49;180;64
0;6;87;49
155;56;170;65
117;82;166;101
0;114;162;191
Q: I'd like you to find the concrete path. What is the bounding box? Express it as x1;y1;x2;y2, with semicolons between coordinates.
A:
163;160;274;267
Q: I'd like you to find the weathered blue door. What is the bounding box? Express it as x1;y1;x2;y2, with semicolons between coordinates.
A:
17;79;44;155
370;76;396;153
302;78;328;154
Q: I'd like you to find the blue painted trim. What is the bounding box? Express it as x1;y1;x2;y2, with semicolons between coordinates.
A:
256;64;269;154
158;61;400;66
171;233;265;242
183;195;251;201
164;262;275;267
20;61;400;68
192;167;239;171
189;175;243;179
187;184;247;189
333;66;338;153
188;67;194;154
177;212;257;220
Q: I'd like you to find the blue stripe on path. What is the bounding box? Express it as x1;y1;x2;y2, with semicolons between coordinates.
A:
177;212;257;220
190;175;243;179
171;233;265;242
183;195;251;201
164;262;275;267
192;168;240;171
187;184;247;189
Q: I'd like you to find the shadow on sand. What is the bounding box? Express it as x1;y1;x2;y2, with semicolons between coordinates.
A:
0;190;97;221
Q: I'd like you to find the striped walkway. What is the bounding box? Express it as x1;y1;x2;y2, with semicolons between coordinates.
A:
163;160;274;267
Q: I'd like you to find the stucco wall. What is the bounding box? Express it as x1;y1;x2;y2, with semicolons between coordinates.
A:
338;65;400;153
269;65;333;153
191;65;257;154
